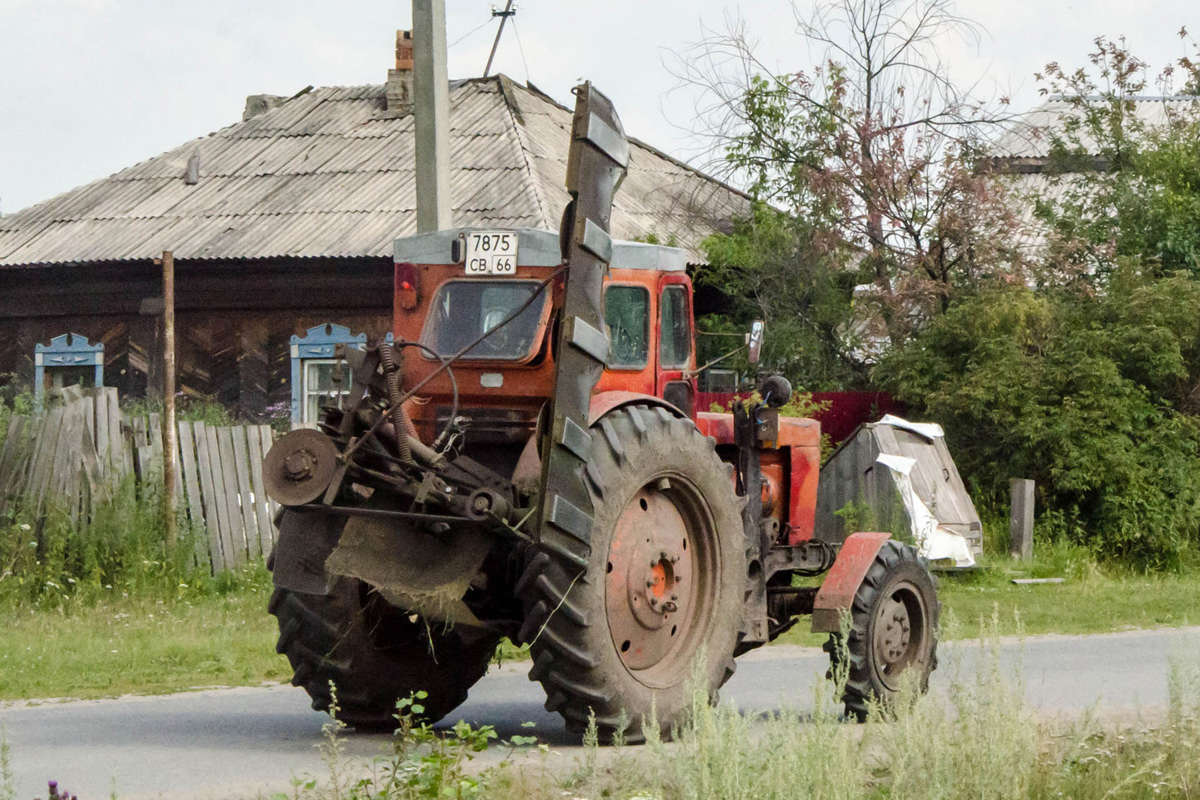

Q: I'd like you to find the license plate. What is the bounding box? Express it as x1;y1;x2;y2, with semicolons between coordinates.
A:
463;231;518;276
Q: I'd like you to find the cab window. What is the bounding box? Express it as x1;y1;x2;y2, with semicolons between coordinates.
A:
603;285;649;368
421;280;548;360
659;285;691;369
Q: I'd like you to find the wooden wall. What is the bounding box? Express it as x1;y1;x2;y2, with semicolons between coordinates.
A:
0;256;395;422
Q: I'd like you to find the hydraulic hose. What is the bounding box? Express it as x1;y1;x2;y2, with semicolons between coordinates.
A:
378;342;415;464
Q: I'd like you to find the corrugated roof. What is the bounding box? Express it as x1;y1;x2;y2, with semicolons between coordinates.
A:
992;95;1200;159
992;96;1200;255
0;76;750;267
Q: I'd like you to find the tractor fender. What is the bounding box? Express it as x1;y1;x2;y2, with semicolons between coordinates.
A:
588;390;686;425
811;532;892;633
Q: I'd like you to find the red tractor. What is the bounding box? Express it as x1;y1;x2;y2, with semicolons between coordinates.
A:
263;83;938;738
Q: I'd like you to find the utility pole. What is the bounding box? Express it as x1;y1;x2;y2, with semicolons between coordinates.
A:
159;250;178;546
483;0;515;78
413;0;452;233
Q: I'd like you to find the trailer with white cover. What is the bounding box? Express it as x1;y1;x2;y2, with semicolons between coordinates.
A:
815;416;982;568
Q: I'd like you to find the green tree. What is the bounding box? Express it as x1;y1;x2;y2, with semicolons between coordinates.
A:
678;0;1025;384
697;203;863;389
1034;33;1200;280
878;267;1200;569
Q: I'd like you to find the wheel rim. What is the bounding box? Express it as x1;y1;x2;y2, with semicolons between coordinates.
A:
604;475;719;688
871;579;929;691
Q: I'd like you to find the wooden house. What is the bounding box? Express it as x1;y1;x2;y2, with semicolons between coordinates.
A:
0;71;748;424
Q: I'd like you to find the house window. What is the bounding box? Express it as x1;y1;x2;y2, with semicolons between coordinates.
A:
34;333;104;405
302;359;353;426
289;323;392;427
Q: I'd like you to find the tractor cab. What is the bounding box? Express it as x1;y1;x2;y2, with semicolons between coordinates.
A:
390;228;699;474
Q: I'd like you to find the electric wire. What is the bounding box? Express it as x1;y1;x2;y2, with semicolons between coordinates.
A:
510;16;531;84
449;15;495;49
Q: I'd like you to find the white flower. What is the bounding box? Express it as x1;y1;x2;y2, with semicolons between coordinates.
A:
19;524;31;531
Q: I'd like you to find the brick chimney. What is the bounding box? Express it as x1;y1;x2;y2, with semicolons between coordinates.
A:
386;30;414;114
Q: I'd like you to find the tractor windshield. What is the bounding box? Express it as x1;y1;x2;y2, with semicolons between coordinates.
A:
421;279;549;361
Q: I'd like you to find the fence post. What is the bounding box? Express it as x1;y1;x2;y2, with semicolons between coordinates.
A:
159;250;178;546
1009;478;1035;561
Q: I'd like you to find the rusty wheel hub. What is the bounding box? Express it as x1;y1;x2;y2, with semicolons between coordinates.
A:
871;580;927;690
263;429;340;506
605;478;714;683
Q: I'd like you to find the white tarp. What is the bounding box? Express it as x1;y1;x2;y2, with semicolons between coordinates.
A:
877;414;945;440
876;452;976;568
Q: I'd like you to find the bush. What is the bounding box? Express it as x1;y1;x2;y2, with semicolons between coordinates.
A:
0;477;219;608
878;267;1200;569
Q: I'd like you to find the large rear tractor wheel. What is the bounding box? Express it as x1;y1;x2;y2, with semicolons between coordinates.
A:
518;405;746;740
270;516;499;729
824;540;939;720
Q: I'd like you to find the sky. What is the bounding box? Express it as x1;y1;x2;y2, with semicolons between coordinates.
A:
0;0;1194;214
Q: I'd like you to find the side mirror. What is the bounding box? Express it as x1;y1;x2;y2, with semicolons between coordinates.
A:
746;320;765;365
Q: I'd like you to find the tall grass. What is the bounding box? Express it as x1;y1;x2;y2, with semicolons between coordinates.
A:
279;619;1200;800
0;474;256;610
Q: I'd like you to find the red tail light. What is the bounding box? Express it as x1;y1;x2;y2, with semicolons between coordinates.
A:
394;262;420;310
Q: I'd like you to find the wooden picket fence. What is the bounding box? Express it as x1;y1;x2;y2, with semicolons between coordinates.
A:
0;386;278;574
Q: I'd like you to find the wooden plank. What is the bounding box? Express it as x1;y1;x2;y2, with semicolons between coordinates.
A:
192;422;225;573
1010;478;1035;561
119;412;135;477
246;425;274;556
82;396;96;460
230;427;260;560
173;435;184;509
32;407;66;514
177;422;206;567
149;413;163;453
49;403;80;516
143;413;164;485
78;400;102;505
132;416;147;449
204;423;238;571
215;427;247;565
29;408;64;510
94;390;110;477
204;424;236;568
257;425;280;522
103;388;122;476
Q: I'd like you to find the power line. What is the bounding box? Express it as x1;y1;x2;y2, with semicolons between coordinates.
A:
483;0;515;78
449;15;494;49
510;14;530;83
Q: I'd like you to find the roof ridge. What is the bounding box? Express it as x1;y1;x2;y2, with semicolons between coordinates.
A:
1;72;749;266
496;75;555;229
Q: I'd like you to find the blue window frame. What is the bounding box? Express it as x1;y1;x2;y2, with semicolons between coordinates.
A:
34;333;104;406
289;324;391;427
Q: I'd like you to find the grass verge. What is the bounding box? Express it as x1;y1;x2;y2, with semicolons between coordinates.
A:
6;554;1199;701
0;566;286;702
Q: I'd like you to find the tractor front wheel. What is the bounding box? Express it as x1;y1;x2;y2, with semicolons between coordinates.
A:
824;539;939;720
270;511;499;729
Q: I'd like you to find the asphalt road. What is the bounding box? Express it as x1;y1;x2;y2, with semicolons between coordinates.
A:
4;627;1197;800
